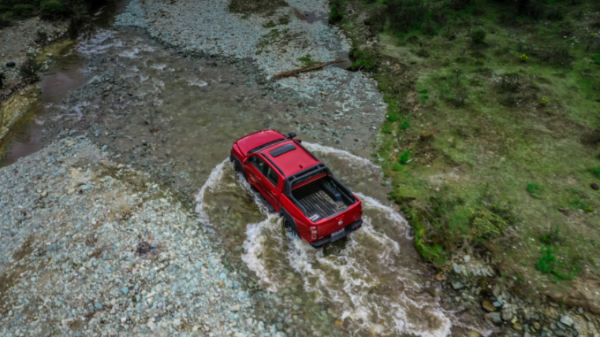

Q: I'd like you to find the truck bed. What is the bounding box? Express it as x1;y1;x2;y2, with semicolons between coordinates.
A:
292;177;353;220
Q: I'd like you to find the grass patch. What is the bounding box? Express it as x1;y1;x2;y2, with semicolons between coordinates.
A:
537;246;580;281
527;183;541;199
297;55;321;67
334;0;600;298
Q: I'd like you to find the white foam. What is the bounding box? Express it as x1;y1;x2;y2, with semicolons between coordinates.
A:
188;79;208;87
303;141;380;172
193;151;489;337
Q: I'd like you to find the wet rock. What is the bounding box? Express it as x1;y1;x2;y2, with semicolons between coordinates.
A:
482;300;495;312
555;329;566;336
560;315;574;326
502;305;513;321
533;322;540;330
484;312;502;324
451;281;464;290
513;322;523;331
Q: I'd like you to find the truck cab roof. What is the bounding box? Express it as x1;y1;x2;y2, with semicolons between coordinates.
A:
258;140;321;177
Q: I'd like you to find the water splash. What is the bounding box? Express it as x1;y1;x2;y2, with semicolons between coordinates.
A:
194;149;492;337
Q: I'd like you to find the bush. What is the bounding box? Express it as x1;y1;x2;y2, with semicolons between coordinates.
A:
547;8;564;21
329;4;343;23
0;14;11;29
471;29;486;45
589;167;600;178
40;0;65;16
13;4;34;16
386;0;429;33
471;209;508;238
19;57;42;83
349;47;379;71
537;246;580;281
399;119;411;131
399;150;411;164
527;183;541;198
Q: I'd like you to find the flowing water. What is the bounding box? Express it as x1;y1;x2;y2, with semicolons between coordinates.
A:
195;145;492;337
0;2;493;335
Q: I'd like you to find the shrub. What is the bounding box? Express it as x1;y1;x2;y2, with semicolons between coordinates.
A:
349;47;379;71
386;0;429;33
589;167;600;178
19;57;42;83
0;14;11;29
40;0;65;16
388;114;400;122
540;97;549;105
399;119;411;131
392;162;402;171
592;53;600;65
520;54;528;62
13;4;34;17
527;183;541;198
539;227;563;245
399;150;411;164
329;4;343;23
471;209;508;238
471;29;486;45
547;9;564;21
537;246;580;281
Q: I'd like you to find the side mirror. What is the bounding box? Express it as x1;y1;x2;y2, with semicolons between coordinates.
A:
288;132;296;139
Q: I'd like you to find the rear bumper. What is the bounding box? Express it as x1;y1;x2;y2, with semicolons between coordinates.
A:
310;218;363;248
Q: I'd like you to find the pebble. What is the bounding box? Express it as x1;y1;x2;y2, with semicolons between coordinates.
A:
451;281;464;290
560;315;574;327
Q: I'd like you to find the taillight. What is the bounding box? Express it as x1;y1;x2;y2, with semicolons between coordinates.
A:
310;226;318;240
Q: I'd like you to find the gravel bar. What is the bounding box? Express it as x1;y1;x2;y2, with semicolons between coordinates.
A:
0;137;285;337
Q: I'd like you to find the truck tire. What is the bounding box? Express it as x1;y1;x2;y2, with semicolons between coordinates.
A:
280;209;299;238
230;155;247;181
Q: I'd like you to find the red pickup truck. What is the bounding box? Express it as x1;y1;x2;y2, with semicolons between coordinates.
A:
230;130;363;247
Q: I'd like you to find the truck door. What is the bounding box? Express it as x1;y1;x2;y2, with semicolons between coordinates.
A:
245;155;281;210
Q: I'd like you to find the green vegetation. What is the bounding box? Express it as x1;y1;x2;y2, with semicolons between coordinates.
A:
537;246;580;281
19;57;42;82
333;0;600;296
329;4;344;23
298;55;321;67
527;183;541;199
471;29;486;45
40;0;64;15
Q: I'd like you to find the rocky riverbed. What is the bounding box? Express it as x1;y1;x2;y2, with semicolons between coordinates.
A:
0;137;287;336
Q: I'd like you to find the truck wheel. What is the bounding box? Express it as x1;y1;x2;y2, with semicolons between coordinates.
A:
230;155;247;181
282;216;299;238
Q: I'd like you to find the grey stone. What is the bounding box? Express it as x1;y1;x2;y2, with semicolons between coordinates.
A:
463;255;470;263
501;305;513;321
484;312;502;324
560;315;574;327
451;281;464;290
